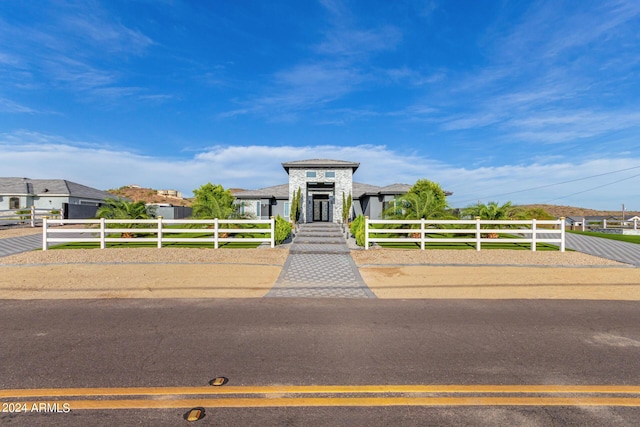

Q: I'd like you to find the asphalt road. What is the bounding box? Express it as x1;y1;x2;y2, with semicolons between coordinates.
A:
1;298;640;426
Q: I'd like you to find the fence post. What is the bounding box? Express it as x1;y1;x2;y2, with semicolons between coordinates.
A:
581;218;585;232
420;218;425;250
475;217;481;251
603;218;607;229
560;217;566;252
531;219;537;251
365;216;369;250
157;216;163;248
30;205;35;227
42;216;48;251
270;216;275;248
214;218;219;249
100;218;106;249
635;219;638;231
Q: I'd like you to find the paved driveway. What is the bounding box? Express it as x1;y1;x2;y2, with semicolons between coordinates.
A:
0;234;41;257
558;232;640;266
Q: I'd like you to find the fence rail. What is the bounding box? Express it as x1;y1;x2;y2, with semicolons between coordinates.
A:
0;207;61;227
365;218;565;251
576;218;639;231
42;217;275;250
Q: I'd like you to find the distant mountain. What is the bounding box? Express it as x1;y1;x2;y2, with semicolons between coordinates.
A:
517;204;639;218
107;186;191;206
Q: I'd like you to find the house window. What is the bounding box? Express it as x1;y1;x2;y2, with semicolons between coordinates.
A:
284;202;290;219
9;197;19;209
325;171;335;178
306;171;317;178
256;201;261;217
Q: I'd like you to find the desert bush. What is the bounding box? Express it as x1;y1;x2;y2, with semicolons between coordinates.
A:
350;215;367;247
274;215;292;245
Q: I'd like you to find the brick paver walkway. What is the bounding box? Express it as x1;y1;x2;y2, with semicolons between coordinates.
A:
266;223;375;298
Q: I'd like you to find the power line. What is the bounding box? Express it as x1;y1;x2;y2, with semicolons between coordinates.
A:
543;172;640;204
454;164;640;204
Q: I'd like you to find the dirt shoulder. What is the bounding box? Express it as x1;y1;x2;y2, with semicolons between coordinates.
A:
1;264;281;299
359;265;640;300
352;249;640;300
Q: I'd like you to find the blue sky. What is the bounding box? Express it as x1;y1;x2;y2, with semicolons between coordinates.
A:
1;0;639;210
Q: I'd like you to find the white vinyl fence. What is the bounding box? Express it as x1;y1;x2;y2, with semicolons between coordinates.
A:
365;218;565;251
0;206;61;227
42;217;275;250
577;218;639;231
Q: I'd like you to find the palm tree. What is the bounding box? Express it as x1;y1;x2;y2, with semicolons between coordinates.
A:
383;190;452;221
96;199;154;237
192;197;235;220
382;190;454;239
191;183;236;220
462;201;514;238
462;201;514;220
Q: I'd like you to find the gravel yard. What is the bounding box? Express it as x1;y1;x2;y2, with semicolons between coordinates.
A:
0;245;625;267
0;247;289;265
0;225;45;239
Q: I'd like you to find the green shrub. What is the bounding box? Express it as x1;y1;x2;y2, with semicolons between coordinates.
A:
274;215;292;245
350;215;367;247
350;215;363;237
16;209;30;222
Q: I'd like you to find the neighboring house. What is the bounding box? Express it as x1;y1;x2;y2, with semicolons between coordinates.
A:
0;177;118;215
233;159;452;223
564;216;617;227
147;203;193;220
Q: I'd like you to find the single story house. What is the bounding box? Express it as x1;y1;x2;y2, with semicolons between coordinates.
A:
564;215;617;227
0;177;118;215
233;159;451;223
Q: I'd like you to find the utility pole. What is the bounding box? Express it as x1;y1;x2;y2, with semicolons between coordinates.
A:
622;203;625;220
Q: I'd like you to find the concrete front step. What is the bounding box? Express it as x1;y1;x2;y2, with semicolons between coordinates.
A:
290;223;350;253
296;232;344;238
294;237;345;244
296;229;343;234
297;224;343;229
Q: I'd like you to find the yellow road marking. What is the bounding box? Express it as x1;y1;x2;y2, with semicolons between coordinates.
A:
7;397;640;410
3;384;640;398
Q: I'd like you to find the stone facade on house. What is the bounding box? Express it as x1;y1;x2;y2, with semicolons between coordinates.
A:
233;159;448;224
284;160;357;223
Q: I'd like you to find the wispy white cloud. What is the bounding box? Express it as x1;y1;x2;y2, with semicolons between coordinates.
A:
0;1;154;102
315;26;401;58
384;67;445;86
0;97;37;114
219;0;403;120
2;131;638;210
61;12;153;54
504;110;640;143
219;61;368;119
431;0;640;149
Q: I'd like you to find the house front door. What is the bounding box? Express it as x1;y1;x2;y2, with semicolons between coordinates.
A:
313;198;330;222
